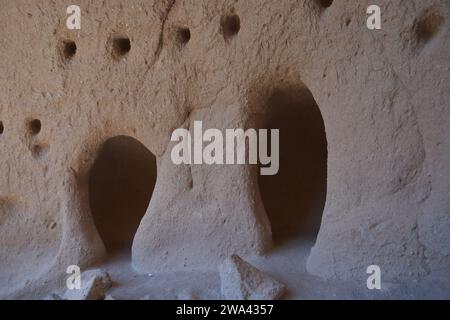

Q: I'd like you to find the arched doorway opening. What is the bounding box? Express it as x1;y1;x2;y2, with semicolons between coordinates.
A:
88;136;157;256
258;86;327;246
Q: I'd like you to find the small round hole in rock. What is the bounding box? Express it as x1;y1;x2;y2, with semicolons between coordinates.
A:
221;14;240;41
112;37;131;58
177;27;191;46
29;119;41;135
62;40;77;60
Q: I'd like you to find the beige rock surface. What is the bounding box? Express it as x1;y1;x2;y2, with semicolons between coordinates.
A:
0;0;449;299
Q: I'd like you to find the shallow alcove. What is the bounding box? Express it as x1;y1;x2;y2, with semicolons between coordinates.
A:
176;27;191;47
111;36;131;59
258;86;327;245
61;40;77;60
88;136;157;256
317;0;333;9
221;12;241;41
414;11;444;48
28;119;41;135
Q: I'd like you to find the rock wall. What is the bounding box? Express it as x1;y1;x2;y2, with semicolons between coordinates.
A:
0;0;449;298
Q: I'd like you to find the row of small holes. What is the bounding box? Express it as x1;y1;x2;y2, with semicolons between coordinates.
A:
62;37;131;61
62;12;244;61
0;119;41;135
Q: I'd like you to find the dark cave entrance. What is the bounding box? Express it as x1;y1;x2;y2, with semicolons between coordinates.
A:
89;136;157;256
258;86;327;245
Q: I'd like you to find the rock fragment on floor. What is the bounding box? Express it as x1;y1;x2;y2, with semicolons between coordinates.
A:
219;254;286;300
63;269;112;300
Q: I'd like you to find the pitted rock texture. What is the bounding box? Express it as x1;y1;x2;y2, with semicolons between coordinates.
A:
0;0;449;299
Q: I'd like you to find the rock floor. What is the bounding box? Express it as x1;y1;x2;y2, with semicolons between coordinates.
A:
50;235;450;300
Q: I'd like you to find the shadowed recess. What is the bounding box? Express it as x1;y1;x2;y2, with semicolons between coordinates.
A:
258;86;327;244
29;119;41;135
414;11;444;46
318;0;333;9
112;37;131;58
177;27;191;46
89;136;157;255
221;13;240;41
62;40;77;60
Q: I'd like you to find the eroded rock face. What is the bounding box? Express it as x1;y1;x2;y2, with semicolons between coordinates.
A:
0;0;449;298
219;255;286;300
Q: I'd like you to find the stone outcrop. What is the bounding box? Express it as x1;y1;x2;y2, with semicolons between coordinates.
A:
63;269;112;300
0;0;448;299
219;255;286;300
